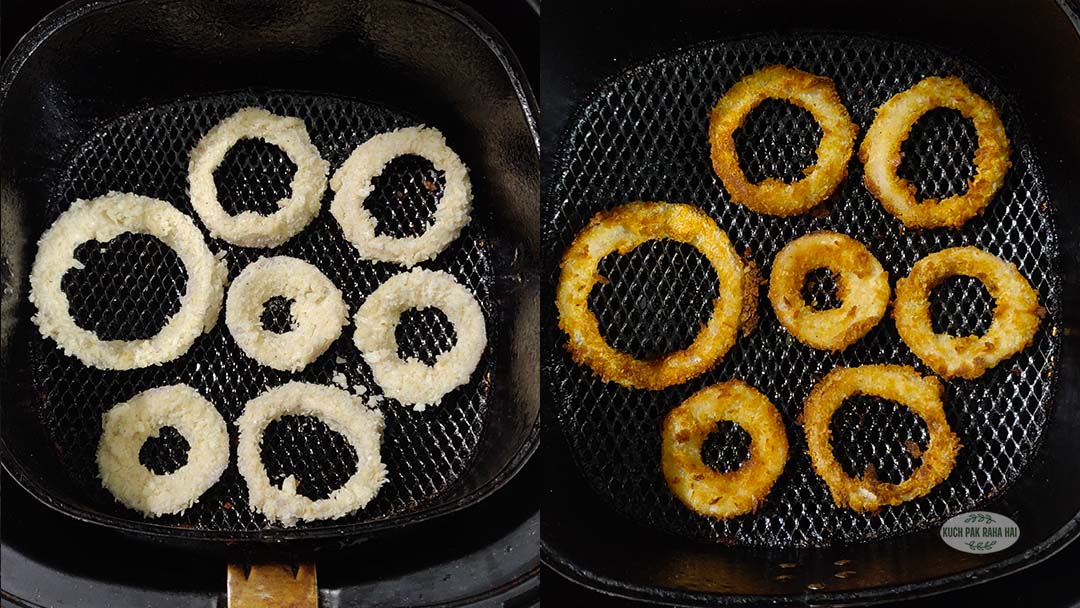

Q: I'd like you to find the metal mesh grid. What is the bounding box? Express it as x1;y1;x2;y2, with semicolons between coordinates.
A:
545;34;1061;547
28;91;503;532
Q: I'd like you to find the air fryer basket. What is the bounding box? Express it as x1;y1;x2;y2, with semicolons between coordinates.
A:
1;0;539;547
541;0;1080;603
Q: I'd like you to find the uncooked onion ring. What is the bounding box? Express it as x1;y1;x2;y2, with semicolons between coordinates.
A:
97;384;229;517
556;201;744;390
236;382;386;526
859;76;1011;229
894;246;1042;379
353;268;486;410
225;256;348;372
768;231;890;351
662;380;789;519
188;107;329;248
709;65;858;216
29;192;227;370
802;364;960;512
330;126;472;267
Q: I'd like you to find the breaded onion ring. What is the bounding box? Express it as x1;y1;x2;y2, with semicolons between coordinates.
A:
709;65;858;216
556;202;744;390
97;384;229;517
188;107;329;248
236;382;386;526
859;76;1011;229
894;247;1042;379
225;256;348;372
330;126;472;267
29;192;227;370
662;380;788;519
353;268;486;410
803;365;960;511
768;231;890;351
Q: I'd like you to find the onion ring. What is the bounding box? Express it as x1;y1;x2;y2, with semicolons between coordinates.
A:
225;256;348;372
859;76;1011;229
236;382;386;526
330;126;472;267
29;192;227;370
709;65;858;216
188;107;329;248
556;202;744;390
662;380;788;519
768;231;890;351
353;268;486;410
894;246;1043;379
97;384;229;517
802;364;960;511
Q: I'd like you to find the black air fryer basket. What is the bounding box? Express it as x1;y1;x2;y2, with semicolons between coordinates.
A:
541;0;1080;604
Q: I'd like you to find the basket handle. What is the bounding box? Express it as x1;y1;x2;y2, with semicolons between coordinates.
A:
227;562;317;608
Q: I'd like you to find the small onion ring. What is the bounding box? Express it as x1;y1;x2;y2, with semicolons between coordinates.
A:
225;256;348;372
188;107;329;248
709;65;858;216
894;246;1043;379
353;268;487;410
330;126;472;267
859;76;1011;229
662;380;789;519
556;201;744;391
236;382;386;527
97;384;229;517
768;231;890;351
803;364;961;512
29;192;227;370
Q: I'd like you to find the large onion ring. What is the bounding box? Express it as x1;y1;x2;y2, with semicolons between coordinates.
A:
802;365;960;511
353;268;487;410
188;107;329;248
236;382;386;526
894;247;1042;379
556;202;744;390
29;192;227;370
768;231;890;351
709;65;858;216
859;76;1011;229
225;256;348;372
330;126;472;267
97;384;229;517
662;380;789;519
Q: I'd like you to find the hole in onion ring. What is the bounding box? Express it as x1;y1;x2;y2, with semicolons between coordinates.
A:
259;295;297;334
800;267;841;311
829;396;929;485
700;420;752;474
930;275;994;337
733;99;822;185
261;415;359;501
364;154;445;238
590;240;718;360
138;425;191;475
63;234;187;341
897;108;977;201
214;137;298;216
395;306;458;366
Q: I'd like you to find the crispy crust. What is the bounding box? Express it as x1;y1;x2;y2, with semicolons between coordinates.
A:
802;365;961;511
662;380;788;519
894;247;1043;379
709;65;858;216
859;76;1011;229
556;202;744;390
768;231;890;351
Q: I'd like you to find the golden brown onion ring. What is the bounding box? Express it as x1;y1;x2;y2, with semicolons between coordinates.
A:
709;65;858;216
662;380;788;519
894;246;1042;379
859;76;1011;229
556;202;744;390
802;365;960;512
